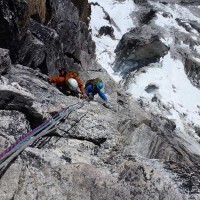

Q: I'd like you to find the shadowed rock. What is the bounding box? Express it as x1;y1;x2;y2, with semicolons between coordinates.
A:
0;48;11;75
113;27;169;77
71;0;91;25
185;58;200;89
98;26;114;38
0;0;95;73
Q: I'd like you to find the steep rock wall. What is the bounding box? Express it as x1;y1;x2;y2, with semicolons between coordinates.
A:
0;0;95;74
71;0;90;25
185;58;200;89
0;52;199;199
26;0;46;23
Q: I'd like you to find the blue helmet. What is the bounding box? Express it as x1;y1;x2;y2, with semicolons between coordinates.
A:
96;82;103;89
59;66;66;72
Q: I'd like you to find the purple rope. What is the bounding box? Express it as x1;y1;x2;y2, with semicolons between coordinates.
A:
0;109;65;159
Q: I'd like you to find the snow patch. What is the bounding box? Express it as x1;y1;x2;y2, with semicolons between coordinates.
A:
193;56;200;63
154;12;188;34
89;0;136;82
191;36;198;41
180;41;190;49
160;37;173;46
127;53;200;136
152;2;200;37
89;0;136;37
194;45;200;54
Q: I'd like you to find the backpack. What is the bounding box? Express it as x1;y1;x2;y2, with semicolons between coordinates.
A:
85;78;103;88
59;67;79;77
65;72;79;81
66;70;79;76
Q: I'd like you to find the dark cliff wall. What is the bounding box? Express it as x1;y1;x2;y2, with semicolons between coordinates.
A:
0;0;95;75
71;0;91;25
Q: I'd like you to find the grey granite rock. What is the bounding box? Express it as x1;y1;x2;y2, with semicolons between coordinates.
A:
0;0;200;199
0;49;11;75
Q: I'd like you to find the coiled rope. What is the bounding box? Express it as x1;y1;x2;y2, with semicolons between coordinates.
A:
0;100;85;170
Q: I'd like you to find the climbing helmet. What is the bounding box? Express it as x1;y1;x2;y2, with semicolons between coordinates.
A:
96;82;103;89
67;78;78;90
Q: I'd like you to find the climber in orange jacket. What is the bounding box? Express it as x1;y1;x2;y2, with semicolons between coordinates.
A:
48;67;87;98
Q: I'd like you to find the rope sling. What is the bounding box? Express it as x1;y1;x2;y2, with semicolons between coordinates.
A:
0;100;86;170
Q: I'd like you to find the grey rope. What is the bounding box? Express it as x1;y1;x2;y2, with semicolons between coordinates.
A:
0;101;85;170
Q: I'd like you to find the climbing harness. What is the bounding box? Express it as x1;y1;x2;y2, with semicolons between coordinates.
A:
0;100;86;170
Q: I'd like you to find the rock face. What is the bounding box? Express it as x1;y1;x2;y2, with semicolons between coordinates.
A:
113;27;169;77
26;0;47;23
150;0;200;5
0;58;199;199
71;0;90;24
0;48;11;75
0;0;29;60
0;0;95;74
0;0;200;199
185;58;200;89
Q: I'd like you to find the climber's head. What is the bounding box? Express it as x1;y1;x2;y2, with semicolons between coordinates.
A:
96;82;103;89
59;67;67;76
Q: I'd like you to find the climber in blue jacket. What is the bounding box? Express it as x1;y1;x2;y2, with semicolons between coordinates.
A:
85;78;107;101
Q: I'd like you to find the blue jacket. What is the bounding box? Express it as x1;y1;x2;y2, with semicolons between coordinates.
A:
85;84;107;101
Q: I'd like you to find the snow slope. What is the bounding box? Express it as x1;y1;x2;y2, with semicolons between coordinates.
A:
127;53;200;136
89;0;136;82
89;0;200;139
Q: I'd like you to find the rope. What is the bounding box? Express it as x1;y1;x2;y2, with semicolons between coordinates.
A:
0;100;85;169
0;111;60;160
0;114;61;165
0;101;83;161
0;110;63;163
55;112;88;143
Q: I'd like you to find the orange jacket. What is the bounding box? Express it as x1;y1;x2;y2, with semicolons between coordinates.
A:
49;72;85;94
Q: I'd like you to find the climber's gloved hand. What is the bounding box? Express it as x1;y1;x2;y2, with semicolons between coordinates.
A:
47;77;52;83
102;100;109;107
80;94;88;99
86;93;94;101
102;100;116;111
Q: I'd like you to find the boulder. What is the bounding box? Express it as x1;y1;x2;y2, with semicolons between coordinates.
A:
113;27;169;77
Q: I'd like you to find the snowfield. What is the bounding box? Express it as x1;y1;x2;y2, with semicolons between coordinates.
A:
89;0;200;139
127;53;200;136
89;0;136;82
